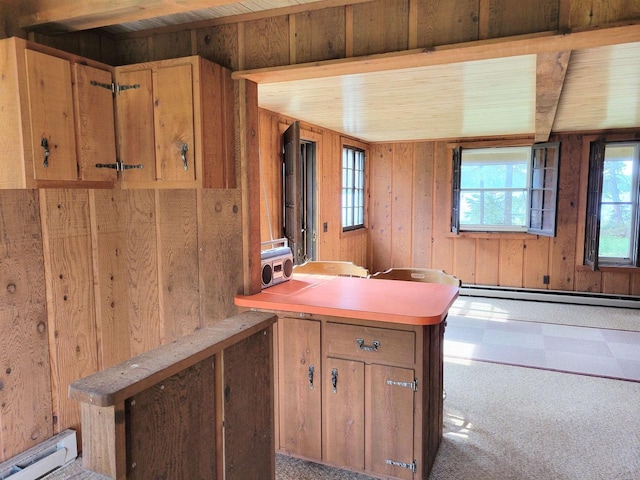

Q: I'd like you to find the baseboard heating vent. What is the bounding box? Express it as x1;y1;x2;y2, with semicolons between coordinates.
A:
460;285;640;309
0;429;77;480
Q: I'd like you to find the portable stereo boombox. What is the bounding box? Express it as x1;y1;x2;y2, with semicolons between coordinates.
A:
260;238;294;289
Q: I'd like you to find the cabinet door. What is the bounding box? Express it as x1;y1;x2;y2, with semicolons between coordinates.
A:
368;365;415;480
153;64;195;183
116;68;156;184
25;49;77;181
324;358;365;470
73;64;117;182
279;317;321;458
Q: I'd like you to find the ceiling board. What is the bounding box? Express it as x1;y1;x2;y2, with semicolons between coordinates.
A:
553;41;640;132
259;55;536;142
18;0;335;33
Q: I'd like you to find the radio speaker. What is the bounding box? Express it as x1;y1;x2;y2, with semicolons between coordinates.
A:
260;239;293;289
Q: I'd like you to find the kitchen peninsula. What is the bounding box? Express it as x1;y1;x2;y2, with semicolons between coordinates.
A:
235;274;458;480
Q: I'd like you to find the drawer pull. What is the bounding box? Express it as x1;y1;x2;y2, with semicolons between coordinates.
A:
308;365;315;389
356;338;380;352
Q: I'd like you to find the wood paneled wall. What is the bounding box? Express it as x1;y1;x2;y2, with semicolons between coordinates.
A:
0;191;52;459
32;0;632;69
15;0;640;69
369;134;640;295
258;109;369;267
0;188;244;460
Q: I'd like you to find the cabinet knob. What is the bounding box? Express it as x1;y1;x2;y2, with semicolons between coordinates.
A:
331;368;338;393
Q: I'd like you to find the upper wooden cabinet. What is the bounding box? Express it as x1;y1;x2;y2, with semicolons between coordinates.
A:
0;37;117;189
115;56;235;189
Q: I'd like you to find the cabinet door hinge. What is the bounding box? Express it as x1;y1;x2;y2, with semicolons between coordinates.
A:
116;83;141;94
386;378;418;392
95;160;143;171
90;80;115;93
385;459;417;473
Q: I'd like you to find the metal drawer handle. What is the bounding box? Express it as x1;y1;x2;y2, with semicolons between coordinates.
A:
356;338;380;352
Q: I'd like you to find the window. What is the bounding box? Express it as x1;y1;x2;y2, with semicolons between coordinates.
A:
342;145;366;231
584;141;640;269
451;143;560;235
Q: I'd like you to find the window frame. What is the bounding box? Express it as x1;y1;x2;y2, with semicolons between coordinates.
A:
451;142;561;236
584;139;640;270
341;142;367;233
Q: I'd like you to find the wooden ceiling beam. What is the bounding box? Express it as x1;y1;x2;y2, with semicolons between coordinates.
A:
535;51;571;143
19;0;238;32
233;21;640;83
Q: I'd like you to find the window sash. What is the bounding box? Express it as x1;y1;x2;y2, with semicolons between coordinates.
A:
342;146;365;231
528;142;561;237
587;141;640;268
452;144;559;235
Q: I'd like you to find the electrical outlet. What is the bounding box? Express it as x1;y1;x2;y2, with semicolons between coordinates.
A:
543;275;550;284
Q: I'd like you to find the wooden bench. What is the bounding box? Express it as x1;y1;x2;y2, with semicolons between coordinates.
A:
69;311;277;480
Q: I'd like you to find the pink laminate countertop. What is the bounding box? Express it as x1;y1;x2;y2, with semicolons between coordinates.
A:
234;274;459;325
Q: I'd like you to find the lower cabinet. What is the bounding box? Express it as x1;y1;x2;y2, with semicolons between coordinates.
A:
369;364;416;480
324;357;365;470
277;315;443;480
278;317;322;459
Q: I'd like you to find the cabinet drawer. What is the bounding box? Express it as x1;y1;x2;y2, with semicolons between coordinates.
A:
325;323;415;365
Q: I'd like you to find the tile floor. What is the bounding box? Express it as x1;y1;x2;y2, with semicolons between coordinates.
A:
444;314;640;382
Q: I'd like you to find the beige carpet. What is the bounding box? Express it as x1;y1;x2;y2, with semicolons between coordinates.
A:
430;358;640;480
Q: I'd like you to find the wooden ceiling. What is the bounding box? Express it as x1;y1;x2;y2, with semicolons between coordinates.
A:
250;41;640;143
236;24;640;142
11;1;640;144
12;0;341;33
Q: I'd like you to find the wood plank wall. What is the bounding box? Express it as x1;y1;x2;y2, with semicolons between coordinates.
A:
0;191;52;459
258;109;369;267
29;0;639;69
257;116;640;295
369;134;640;295
0;188;244;459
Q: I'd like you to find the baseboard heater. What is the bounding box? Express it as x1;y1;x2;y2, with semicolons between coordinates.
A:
0;430;77;480
460;285;639;309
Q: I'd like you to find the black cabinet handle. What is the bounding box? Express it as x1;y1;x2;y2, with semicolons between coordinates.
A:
41;138;50;168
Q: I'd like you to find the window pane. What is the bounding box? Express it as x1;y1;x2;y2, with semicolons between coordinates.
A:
599;204;632;258
342;146;366;230
599;144;637;262
602;154;633;203
459;147;530;230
